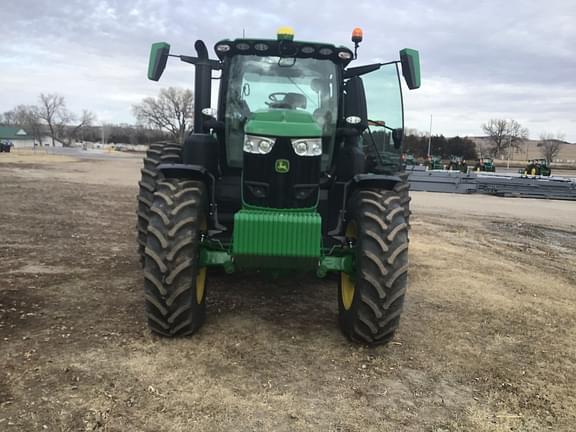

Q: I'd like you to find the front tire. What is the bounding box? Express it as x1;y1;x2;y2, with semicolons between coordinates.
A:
394;172;411;226
144;179;208;337
338;189;409;346
136;143;181;265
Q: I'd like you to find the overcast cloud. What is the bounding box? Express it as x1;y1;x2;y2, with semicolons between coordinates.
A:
1;0;575;141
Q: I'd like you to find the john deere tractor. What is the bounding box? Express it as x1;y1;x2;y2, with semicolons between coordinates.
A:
136;27;420;345
426;155;443;170
523;159;551;177
474;157;495;172
447;155;468;173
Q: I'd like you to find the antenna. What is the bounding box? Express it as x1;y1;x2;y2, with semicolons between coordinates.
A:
243;28;246;38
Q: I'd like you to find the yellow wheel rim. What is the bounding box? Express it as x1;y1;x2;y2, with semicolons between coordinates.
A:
341;221;357;311
196;267;206;304
196;217;208;304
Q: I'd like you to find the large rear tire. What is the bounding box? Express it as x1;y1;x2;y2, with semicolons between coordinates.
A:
338;189;409;346
144;179;208;337
137;143;181;264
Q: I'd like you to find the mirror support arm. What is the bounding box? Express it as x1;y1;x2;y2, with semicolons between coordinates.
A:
344;61;399;79
175;55;222;70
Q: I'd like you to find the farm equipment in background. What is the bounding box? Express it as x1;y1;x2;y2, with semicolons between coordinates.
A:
523;159;551;177
447;155;468;173
474;157;496;172
136;27;420;346
401;153;417;168
425;155;443;170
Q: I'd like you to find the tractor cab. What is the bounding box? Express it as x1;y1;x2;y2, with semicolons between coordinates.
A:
448;155;468;173
213;36;350;209
138;28;421;345
475;157;495;172
426;155;443;170
525;159;551;176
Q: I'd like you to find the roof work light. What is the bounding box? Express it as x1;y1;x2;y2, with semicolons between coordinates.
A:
277;26;295;41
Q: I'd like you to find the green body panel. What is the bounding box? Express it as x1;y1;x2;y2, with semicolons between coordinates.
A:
199;248;235;273
317;255;354;278
245;110;321;137
232;209;321;268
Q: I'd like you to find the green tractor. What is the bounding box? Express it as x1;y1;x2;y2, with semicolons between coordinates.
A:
447;155;468;173
426;155;443;170
401;153;417;168
523;159;551;177
474;157;495;172
137;27;421;345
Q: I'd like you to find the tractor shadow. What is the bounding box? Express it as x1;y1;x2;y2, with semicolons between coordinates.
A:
205;270;339;334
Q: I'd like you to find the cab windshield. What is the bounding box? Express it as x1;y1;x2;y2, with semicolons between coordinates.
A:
225;55;338;168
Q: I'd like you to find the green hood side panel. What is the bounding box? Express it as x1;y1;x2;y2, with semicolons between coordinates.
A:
245;110;322;137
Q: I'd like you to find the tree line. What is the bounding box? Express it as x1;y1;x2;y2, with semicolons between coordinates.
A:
0;90;184;146
2;89;567;162
481;119;565;162
0;94;96;147
403;133;478;160
403;119;565;163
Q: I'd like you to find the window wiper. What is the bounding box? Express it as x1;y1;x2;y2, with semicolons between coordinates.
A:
367;119;394;132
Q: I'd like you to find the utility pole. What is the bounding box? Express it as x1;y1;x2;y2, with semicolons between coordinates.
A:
427;114;433;157
506;135;512;169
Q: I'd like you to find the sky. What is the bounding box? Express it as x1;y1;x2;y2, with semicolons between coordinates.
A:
1;0;575;141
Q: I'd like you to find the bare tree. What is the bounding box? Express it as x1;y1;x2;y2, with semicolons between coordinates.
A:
481;118;529;158
38;93;72;146
538;132;565;163
63;110;96;145
4;105;44;145
0;112;14;126
132;87;194;144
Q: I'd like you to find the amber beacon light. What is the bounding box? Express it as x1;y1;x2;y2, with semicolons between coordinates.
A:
351;27;363;58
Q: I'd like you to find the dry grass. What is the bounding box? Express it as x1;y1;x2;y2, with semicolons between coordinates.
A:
0;158;575;431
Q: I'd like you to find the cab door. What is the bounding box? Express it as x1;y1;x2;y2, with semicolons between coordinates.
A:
360;63;404;174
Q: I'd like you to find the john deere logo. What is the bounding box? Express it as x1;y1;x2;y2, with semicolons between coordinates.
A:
275;159;290;173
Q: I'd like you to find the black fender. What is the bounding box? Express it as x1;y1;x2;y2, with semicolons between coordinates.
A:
328;174;402;239
350;173;401;190
157;163;226;233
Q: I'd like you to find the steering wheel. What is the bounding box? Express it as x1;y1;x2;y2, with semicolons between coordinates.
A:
268;92;289;102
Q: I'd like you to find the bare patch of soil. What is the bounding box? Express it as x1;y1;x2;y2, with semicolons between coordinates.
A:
1;158;575;431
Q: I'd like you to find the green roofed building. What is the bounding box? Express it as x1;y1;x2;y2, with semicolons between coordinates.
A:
0;127;35;148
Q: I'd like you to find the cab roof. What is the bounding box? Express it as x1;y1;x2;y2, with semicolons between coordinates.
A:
214;38;354;66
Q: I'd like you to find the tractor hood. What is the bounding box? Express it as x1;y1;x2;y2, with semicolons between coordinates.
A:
245;110;322;138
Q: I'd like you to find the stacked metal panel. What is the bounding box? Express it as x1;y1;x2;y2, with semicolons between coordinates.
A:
407;166;477;194
406;166;576;200
475;174;576;200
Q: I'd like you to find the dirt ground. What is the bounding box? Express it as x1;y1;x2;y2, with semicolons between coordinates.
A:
1;152;575;431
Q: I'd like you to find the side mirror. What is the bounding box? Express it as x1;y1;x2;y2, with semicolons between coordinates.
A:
399;48;421;90
147;42;170;81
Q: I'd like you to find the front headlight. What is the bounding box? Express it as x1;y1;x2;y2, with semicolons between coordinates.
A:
243;135;275;154
291;138;322;156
